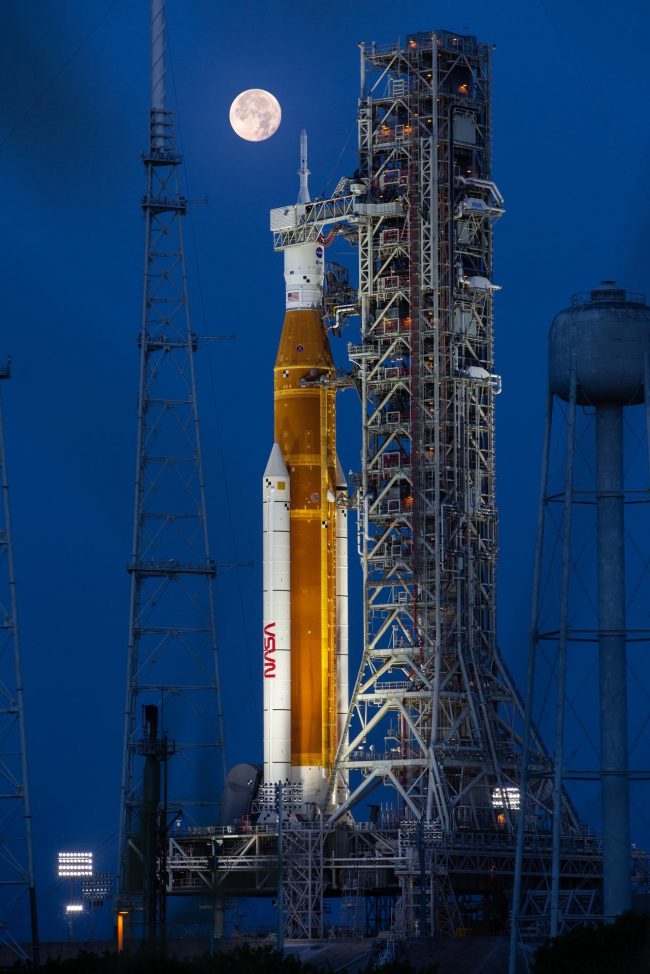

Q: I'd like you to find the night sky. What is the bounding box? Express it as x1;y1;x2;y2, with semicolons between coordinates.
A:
1;0;650;943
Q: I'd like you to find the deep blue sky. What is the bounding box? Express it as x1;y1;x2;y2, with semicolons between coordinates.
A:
1;0;650;943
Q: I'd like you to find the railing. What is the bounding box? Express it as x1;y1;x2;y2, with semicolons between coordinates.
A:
571;287;645;306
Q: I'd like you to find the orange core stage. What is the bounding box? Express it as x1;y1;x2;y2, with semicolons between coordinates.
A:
274;309;337;778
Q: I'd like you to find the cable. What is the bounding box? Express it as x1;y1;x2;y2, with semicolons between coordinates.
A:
0;0;122;154
537;0;650;204
318;121;356;199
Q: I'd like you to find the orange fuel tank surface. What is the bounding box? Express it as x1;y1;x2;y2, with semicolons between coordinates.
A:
274;308;337;773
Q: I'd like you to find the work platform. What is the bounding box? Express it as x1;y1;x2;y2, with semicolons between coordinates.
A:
162;819;606;945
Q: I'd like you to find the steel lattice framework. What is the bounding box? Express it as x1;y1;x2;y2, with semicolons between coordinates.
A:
117;63;225;926
332;30;541;830
328;32;600;941
0;365;38;963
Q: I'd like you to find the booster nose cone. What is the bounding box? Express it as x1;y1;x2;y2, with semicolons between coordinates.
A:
264;442;289;479
336;457;347;490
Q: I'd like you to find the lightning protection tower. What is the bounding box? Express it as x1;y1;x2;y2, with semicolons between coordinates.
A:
0;363;38;964
331;30;600;939
117;0;225;941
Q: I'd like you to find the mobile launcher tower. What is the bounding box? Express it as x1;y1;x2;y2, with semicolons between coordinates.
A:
328;28;602;938
168;30;603;947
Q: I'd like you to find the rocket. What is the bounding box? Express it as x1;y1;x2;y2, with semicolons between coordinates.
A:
263;132;348;809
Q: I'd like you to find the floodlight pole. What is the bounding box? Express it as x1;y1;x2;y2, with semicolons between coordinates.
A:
0;364;39;966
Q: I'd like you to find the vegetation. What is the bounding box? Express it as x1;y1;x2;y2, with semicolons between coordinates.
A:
532;912;650;974
6;943;439;973
9;946;308;974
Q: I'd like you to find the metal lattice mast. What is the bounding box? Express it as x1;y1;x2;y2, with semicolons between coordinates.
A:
0;363;39;964
117;0;225;927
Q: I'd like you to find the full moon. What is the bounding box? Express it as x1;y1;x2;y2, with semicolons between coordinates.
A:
229;89;281;142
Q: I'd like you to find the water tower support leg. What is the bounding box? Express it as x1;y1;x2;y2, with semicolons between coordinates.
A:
551;365;577;938
643;352;650;487
596;403;630;918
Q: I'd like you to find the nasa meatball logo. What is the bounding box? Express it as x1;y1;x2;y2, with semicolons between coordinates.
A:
263;622;276;678
315;246;324;259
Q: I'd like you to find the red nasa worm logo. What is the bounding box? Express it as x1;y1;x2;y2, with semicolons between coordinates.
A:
263;622;276;678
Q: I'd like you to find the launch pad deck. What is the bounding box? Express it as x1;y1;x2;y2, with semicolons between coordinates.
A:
163;821;605;942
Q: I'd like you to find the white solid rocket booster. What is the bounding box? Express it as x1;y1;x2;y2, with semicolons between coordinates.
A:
335;458;349;804
262;443;292;785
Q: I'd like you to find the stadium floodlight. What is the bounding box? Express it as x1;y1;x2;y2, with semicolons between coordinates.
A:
81;873;113;907
64;902;84;942
491;786;520;810
58;852;93;877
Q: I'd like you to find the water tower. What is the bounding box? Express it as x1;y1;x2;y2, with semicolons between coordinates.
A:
523;281;650;924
